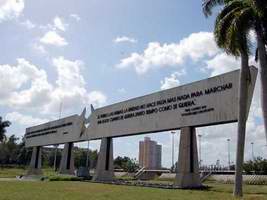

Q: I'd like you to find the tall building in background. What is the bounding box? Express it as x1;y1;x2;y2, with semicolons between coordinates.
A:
139;137;162;169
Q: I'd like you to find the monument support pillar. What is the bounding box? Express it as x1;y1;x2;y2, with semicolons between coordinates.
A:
27;146;43;175
59;142;75;175
175;127;202;188
93;137;114;181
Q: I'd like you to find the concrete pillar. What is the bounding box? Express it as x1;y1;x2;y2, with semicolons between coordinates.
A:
175;127;202;188
27;146;43;175
59;142;75;175
93;137;114;181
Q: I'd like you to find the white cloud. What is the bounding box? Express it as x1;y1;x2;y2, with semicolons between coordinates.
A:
117;32;219;74
70;14;80;21
205;53;240;76
0;58;107;114
87;91;107;108
0;0;24;22
45;57;107;113
40;31;68;47
32;43;47;54
53;56;85;89
5;112;49;127
53;16;68;32
205;52;258;76
160;71;185;90
20;19;35;29
113;36;137;44
0;58;52;108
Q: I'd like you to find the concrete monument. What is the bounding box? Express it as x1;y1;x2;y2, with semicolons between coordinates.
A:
24;66;258;187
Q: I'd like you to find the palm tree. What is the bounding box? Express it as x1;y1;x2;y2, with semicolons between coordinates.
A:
203;0;267;143
252;0;267;143
0;117;11;142
203;0;253;197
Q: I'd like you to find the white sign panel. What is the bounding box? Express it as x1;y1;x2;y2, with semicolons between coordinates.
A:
86;66;257;139
25;110;86;147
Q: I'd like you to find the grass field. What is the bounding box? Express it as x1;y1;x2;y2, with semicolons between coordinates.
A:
0;168;266;200
0;167;26;178
0;180;266;200
0;167;56;178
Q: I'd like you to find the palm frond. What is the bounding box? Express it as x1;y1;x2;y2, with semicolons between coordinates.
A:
214;1;253;57
250;0;267;17
214;3;243;50
202;0;225;17
227;7;253;55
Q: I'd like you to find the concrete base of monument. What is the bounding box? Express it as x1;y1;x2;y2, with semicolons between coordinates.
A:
174;173;203;188
59;142;75;175
174;127;202;189
26;146;43;176
93;171;114;181
93;137;114;181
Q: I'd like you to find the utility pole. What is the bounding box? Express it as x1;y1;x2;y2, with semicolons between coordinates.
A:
171;130;176;172
198;134;202;168
227;138;231;170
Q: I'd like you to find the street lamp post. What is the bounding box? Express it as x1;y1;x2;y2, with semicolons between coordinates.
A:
251;142;254;160
54;101;62;171
171;130;176;172
86;140;90;168
53;144;59;171
227;139;231;170
198;134;202;168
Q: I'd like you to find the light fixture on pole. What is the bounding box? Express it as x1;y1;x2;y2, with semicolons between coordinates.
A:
171;130;176;172
227;138;231;170
198;134;202;168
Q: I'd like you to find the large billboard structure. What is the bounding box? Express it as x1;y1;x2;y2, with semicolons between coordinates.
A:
25;66;258;147
24;66;258;188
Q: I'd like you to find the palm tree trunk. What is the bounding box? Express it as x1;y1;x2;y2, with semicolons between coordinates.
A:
234;52;250;197
256;28;267;143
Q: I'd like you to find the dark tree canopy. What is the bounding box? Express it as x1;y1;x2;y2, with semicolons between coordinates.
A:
0;117;11;142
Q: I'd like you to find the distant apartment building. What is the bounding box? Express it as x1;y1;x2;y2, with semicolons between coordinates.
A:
139;137;162;169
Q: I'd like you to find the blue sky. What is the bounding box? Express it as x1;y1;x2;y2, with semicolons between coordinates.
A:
0;0;266;168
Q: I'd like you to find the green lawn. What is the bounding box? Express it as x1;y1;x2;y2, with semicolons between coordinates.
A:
0;168;26;178
0;181;266;200
0;167;56;178
0;169;266;199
